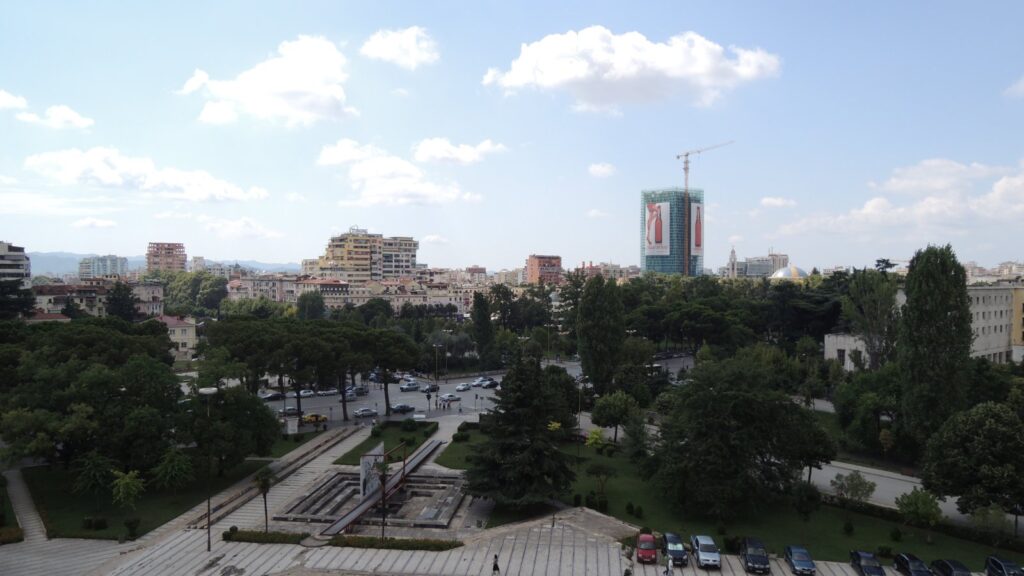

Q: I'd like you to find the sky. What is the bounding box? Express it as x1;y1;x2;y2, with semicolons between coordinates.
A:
2;1;1023;272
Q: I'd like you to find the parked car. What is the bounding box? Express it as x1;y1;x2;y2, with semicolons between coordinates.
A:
340;391;356;402
895;553;933;576
302;413;327;424
851;551;886;576
636;533;658;564
482;379;500;389
260;392;285;402
317;388;339;396
421;383;439;393
277;407;303;417
455;383;471;392
932;560;972;576
741;537;771;574
399;382;420;392
299;389;315;398
391;403;415;414
662;532;688;566
353;385;369;396
439;393;461;402
987;557;1024;576
784;546;816;576
690;535;721;569
353;407;378;418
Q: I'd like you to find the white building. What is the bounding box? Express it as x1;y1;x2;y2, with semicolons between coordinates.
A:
0;241;31;288
78;255;127;279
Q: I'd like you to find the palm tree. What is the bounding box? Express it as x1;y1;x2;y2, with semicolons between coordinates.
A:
254;467;276;532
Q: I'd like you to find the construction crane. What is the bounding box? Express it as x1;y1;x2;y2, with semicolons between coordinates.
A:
676;140;734;191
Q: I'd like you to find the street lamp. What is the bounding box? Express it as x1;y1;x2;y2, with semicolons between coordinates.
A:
198;386;219;552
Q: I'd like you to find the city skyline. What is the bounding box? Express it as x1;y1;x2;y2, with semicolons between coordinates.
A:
2;2;1024;272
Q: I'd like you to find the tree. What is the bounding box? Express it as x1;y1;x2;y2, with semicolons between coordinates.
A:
586;462;618;496
471;292;496;368
921;402;1024;518
622;410;650;466
591;390;637;442
898;245;972;448
73;450;116;510
254;467;276;533
296;291;326;320
895;487;942;542
578;276;625;394
60;299;86;319
792;482;822;522
106;282;138;321
0;279;34;320
841;269;898;370
111;469;145;511
831;471;876;509
150;446;193;494
971;504;1013;545
466;353;575;507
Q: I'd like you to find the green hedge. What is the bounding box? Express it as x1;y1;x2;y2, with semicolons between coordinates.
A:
328;534;462;551
222;529;309;544
822;494;1024;553
0;526;24;545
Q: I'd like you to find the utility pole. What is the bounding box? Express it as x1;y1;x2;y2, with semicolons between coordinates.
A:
675;141;733;275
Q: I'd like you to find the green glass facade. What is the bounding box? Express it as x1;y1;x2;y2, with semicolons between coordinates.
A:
640;187;703;276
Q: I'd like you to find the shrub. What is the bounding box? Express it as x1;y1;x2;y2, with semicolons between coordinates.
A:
877;546;893;558
573;494;582;507
625;502;635;516
0;526;23;545
595;444;605;456
401;418;418;432
597;495;609;513
716;525;727;536
327;535;462;551
292;433;304;443
584;492;597;509
605;445;619;458
843;520;855;535
639;526;652;535
82;517;94;530
81;517;108;531
370;425;383;438
890;527;903;542
222;529;309;544
124;518;141;540
634;506;643;519
452;432;469;442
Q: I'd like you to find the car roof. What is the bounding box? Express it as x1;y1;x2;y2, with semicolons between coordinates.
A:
853;551;876;558
937;560;970;570
900;553;923;561
788;545;809;553
664;532;682;542
638;533;655;541
693;535;714;543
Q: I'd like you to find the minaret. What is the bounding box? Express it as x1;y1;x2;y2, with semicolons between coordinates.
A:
728;246;737;279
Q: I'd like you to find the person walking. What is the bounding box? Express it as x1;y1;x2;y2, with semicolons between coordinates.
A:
492;554;500;575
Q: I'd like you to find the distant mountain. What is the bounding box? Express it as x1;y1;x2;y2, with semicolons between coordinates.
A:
27;252;299;277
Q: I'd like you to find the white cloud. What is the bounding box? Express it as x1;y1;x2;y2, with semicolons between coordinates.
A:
72;217;116;228
360;26;439;70
970;173;1024;219
413;138;506;164
318;138;478;206
285;191;307;202
24;147;269;202
586;208;609;219
0;175;17;185
870;158;1006;194
588;163;616;178
421;234;449;244
760;196;796;207
1004;76;1024;98
728;234;744;244
0;89;28;110
16;105;94;129
391;88;410;98
483;26;780;109
201;216;283;239
0;190;120;216
178;35;357;126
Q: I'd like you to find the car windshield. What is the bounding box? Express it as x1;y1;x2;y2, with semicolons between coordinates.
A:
699;544;718;553
667;543;684;552
909;562;928;570
862;558;881;567
639;541;656;550
793;552;811;562
1004;563;1021;573
748;547;767;557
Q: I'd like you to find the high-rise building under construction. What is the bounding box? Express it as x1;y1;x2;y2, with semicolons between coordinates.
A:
640;187;704;276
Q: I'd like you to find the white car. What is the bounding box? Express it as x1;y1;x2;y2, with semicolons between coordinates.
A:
317;388;339;396
470;377;487;387
455;383;471;392
299;389;315;398
439;393;461;402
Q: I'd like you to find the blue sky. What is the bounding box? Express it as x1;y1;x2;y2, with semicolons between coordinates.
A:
2;1;1023;271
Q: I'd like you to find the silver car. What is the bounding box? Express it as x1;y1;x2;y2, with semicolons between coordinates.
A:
690;535;721;569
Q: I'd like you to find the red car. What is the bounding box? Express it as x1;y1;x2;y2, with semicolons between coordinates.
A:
637;533;658;564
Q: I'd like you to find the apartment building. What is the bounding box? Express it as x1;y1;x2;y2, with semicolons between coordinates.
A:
154;315;197;361
525;255;563;285
78;255;127;279
146;243;187;273
305;228;419;284
33;284;109;317
0;241;31;288
132;281;165;317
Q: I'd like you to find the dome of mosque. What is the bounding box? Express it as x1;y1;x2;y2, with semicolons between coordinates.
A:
770;265;809;280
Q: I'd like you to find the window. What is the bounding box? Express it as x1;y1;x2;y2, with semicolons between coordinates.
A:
837;349;846;367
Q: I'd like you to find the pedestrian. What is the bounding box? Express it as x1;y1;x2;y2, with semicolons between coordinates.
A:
664;554;673;575
492;554;500;575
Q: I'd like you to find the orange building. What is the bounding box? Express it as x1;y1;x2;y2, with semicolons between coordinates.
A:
525;254;563;285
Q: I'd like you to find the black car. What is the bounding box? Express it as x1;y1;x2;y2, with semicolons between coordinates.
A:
391;403;415;414
261;392;285;402
932;560;972;576
987;557;1024;576
851;551;886;576
895;553;933;576
662;532;688;567
741;537;771;574
482;379;499;389
784;546;816;576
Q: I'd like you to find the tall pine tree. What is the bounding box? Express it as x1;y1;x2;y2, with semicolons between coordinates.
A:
577;276;625;395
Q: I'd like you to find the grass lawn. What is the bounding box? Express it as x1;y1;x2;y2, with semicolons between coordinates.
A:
264;429;327;459
22;460;266;540
333;422;434;466
813;412;919;476
433;429;486;469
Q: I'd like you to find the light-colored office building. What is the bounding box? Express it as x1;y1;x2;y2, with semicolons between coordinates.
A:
0;241;31;288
